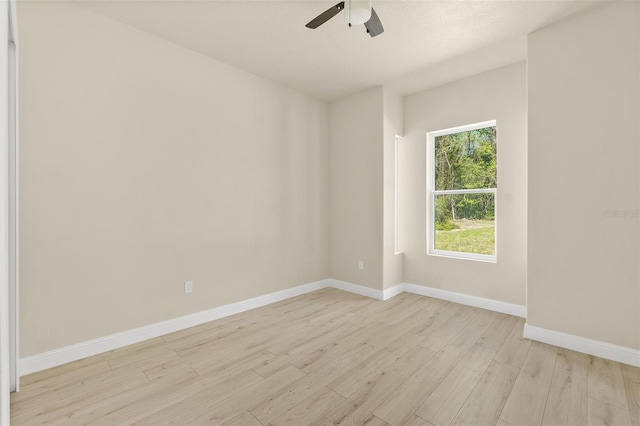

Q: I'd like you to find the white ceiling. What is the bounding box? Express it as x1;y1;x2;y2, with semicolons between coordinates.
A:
78;0;602;101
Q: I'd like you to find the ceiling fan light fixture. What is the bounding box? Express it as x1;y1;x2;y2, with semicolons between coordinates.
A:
305;0;383;37
345;0;372;26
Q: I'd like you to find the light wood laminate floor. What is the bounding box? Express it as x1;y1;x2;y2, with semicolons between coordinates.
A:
11;288;640;426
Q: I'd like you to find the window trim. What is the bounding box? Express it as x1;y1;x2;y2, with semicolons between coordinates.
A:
426;120;497;263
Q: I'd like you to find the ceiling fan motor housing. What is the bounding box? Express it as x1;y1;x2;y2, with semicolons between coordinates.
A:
345;0;372;25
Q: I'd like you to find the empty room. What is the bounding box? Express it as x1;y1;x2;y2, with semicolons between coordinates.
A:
0;0;639;425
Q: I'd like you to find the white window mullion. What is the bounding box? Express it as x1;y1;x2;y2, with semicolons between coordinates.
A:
434;188;496;196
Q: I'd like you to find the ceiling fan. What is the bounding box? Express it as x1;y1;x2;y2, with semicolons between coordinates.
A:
305;0;384;37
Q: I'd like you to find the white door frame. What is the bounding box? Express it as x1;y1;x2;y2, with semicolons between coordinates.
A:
1;0;10;421
8;0;19;394
1;0;19;422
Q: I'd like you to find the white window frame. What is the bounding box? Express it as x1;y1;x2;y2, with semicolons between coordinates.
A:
427;120;497;263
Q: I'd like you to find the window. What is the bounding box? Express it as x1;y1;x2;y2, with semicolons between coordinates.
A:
427;121;497;262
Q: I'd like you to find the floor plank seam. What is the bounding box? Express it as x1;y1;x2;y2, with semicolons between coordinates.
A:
536;347;560;426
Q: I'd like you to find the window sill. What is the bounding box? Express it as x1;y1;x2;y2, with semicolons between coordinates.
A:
428;250;496;263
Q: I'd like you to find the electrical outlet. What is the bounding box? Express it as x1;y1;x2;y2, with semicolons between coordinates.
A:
358;261;364;270
184;281;193;294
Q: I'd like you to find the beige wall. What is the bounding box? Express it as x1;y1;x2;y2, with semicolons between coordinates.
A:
528;2;640;350
18;0;639;362
383;89;404;290
401;63;527;305
329;88;384;290
18;2;329;356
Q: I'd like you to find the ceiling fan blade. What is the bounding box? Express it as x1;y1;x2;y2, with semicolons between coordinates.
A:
306;2;345;29
364;8;384;37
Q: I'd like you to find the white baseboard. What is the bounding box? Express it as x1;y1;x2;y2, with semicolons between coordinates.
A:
524;323;640;368
396;282;527;318
18;279;329;376
326;279;385;301
28;278;637;376
382;284;405;301
19;278;525;376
